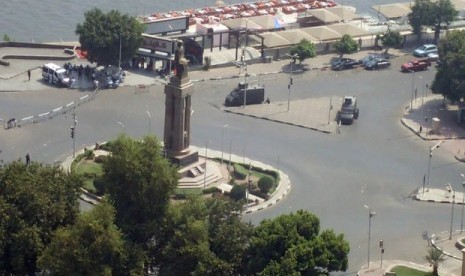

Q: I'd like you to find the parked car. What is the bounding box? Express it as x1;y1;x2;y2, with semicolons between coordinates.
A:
401;59;431;72
427;52;439;62
358;54;383;67
331;58;358;71
364;58;391;70
413;44;438;57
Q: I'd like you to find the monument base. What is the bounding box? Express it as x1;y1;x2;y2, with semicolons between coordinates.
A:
169;150;199;168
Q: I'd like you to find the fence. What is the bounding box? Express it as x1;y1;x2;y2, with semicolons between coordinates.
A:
4;87;101;130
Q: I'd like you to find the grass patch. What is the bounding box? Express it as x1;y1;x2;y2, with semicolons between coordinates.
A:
390;265;433;276
75;160;103;193
174;188;203;199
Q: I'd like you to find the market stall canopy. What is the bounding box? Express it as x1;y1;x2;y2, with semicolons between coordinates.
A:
372;2;412;19
328;23;369;37
222;15;283;30
276;29;318;43
307;9;342;23
326;6;357;21
301;25;343;41
222;17;263;30
261;32;292;48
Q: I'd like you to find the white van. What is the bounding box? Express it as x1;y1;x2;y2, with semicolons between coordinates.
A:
42;63;71;87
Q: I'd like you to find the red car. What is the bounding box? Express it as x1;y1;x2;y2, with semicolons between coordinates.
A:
401;59;431;72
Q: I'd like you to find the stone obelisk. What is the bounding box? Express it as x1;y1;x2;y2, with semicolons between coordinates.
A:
163;41;198;167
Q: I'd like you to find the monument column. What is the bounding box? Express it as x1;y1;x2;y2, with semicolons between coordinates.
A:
163;41;198;166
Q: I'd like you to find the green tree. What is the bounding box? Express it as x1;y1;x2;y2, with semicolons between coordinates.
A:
381;29;404;54
243;210;349;275
333;34;358;57
289;39;316;63
431;30;465;101
424;247;445;276
257;176;274;194
38;199;133;275
0;161;82;275
229;184;246;201
408;0;457;44
75;8;145;66
102;135;179;245
430;0;458;44
154;196;251;275
408;0;434;41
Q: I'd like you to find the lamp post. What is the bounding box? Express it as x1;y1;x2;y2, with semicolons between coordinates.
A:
461;173;465;233
146;111;151;135
247;163;252;209
70;111;77;157
410;69;415;111
425;140;445;194
203;141;208;190
221;124;228;165
287;54;299;112
446;183;455;239
364;205;376;268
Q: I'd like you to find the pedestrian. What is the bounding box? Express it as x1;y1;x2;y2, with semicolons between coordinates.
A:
25;153;30;165
27;69;31;81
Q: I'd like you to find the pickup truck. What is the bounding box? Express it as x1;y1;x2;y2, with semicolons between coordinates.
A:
401;59;431;72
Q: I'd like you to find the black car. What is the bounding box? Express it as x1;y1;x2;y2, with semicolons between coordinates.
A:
364;58;391;70
331;58;358;71
358;54;383;67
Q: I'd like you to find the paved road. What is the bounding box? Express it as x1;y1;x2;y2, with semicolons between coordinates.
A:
2;47;465;273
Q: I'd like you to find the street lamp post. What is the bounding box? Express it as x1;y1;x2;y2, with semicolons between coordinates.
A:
364;205;376;268
425;140;444;194
447;183;455;239
247;163;252;209
70;111;77;157
287;54;299;112
461;173;465;233
410;70;415;111
146;111;151;135
203;141;208;190
221;124;228;165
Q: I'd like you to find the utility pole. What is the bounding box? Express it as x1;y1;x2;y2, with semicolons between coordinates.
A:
70;111;77;157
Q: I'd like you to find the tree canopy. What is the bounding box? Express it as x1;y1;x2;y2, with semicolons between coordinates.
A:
431;30;465;101
243;210;350;275
381;30;404;53
408;0;458;44
290;39;317;63
75;8;145;66
333;34;358;57
0;161;82;275
102;135;179;246
38;199;132;275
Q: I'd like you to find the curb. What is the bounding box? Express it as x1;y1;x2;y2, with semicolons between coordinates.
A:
244;170;291;214
223;109;333;134
430;232;462;260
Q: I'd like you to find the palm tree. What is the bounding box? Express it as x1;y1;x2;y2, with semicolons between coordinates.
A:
424;247;445;276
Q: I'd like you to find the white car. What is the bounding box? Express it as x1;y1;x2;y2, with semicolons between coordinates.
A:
413;44;438;57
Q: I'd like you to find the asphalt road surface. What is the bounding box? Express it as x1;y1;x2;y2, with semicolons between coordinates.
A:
0;56;461;273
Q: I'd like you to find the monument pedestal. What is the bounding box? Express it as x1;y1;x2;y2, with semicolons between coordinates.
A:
167;148;199;167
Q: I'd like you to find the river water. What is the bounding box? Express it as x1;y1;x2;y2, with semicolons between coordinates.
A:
2;0;404;43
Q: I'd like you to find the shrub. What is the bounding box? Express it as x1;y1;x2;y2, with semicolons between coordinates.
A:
93;176;106;196
83;148;95;160
233;164;248;180
229;185;246;201
99;141;114;152
258;176;274;194
94;155;108;163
